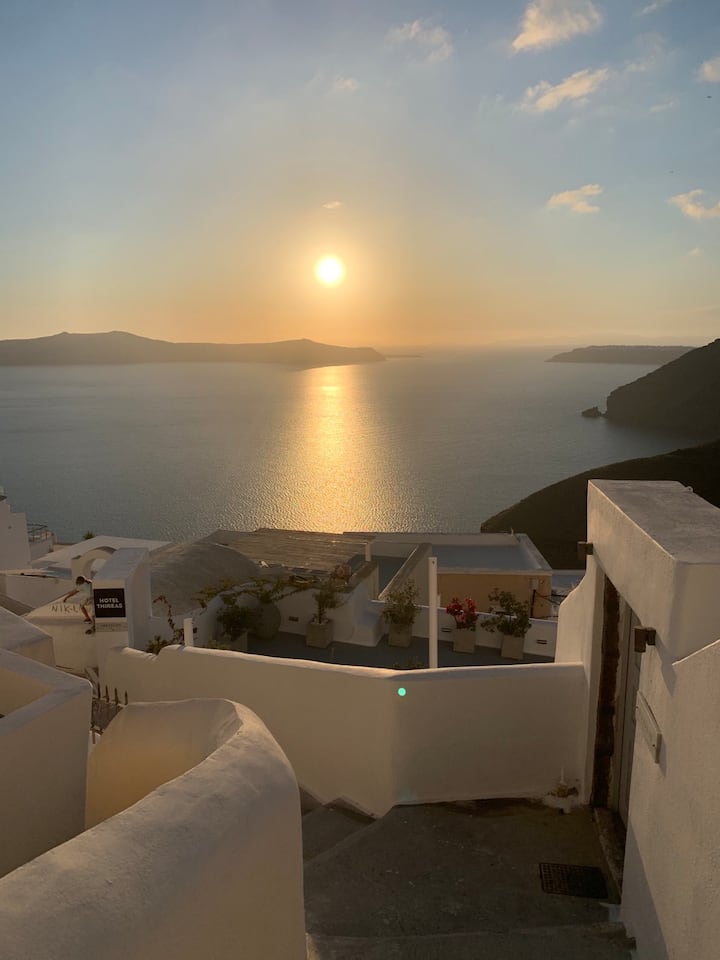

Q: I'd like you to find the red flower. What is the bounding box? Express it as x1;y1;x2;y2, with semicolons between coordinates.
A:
445;596;478;630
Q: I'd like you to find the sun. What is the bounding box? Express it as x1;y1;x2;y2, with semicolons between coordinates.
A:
314;255;346;286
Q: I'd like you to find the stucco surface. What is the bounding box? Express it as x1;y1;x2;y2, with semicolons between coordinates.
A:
622;640;720;960
0;650;90;877
0;700;306;960
105;645;586;815
588;481;720;659
87;698;243;826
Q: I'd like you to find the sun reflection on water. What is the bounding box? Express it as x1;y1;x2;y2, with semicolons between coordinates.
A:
265;364;392;532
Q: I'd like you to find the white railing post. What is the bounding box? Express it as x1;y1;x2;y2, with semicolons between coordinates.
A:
428;556;438;669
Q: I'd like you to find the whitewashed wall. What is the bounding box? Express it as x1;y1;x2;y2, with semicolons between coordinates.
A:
0;498;31;569
0;649;91;877
559;480;720;960
621;638;720;960
105;645;586;816
0;700;306;960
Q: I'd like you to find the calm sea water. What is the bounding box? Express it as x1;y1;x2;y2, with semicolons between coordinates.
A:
0;350;697;543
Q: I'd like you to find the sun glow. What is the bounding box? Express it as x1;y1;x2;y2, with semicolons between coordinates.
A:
314;255;346;286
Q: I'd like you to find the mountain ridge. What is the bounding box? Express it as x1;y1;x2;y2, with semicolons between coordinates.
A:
0;331;385;367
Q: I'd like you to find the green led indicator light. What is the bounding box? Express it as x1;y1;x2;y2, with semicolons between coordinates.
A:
397;687;407;697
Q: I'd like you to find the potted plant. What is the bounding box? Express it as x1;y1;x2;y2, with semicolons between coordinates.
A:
446;596;479;654
480;589;531;660
215;593;259;652
306;577;346;648
382;580;419;648
238;576;295;641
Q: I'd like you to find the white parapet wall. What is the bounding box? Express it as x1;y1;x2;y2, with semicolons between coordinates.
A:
105;644;587;816
0;607;56;666
0;647;91;878
0;699;306;960
555;480;720;960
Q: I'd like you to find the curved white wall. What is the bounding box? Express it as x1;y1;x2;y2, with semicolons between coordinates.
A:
0;648;91;877
86;698;243;827
0;700;306;960
105;644;586;815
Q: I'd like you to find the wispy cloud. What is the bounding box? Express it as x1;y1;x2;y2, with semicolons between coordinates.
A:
322;201;344;210
686;247;703;257
624;33;671;74
638;0;671;15
522;67;609;112
699;56;720;83
547;183;603;213
649;97;677;113
670;190;720;220
512;0;602;52
387;19;453;63
332;76;359;93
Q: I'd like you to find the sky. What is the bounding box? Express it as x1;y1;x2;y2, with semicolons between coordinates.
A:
1;0;719;349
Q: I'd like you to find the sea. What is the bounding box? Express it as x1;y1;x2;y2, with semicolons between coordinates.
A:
0;349;699;544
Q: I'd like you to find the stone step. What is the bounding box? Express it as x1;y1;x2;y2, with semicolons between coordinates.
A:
307;922;634;960
303;803;374;863
305;803;617;939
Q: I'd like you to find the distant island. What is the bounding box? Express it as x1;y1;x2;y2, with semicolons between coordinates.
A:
0;331;385;368
482;438;720;568
548;345;694;365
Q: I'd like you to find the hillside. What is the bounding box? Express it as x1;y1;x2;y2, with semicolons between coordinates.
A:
0;331;385;368
604;339;720;435
548;345;693;365
481;440;720;568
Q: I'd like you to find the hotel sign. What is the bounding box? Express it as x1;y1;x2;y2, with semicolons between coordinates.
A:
94;588;127;619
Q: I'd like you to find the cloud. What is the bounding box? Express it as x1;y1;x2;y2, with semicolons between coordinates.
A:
512;0;602;52
332;76;359;93
624;33;671;74
522;67;609;112
547;183;603;213
638;0;671;14
322;200;344;210
649;97;677;113
699;57;720;83
670;189;720;220
686;247;702;257
387;19;453;63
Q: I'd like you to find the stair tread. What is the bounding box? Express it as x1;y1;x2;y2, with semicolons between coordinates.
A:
303;804;373;862
307;923;633;959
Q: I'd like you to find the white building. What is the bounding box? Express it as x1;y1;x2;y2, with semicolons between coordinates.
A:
0;479;717;959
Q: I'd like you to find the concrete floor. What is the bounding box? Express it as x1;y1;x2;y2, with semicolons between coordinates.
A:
248;632;553;669
304;800;633;959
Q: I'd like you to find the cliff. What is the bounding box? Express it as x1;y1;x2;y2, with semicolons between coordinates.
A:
0;332;385;368
548;345;693;365
481;440;720;568
604;339;720;434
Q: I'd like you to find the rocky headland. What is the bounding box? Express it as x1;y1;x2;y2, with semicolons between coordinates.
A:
604;339;720;435
482;439;720;569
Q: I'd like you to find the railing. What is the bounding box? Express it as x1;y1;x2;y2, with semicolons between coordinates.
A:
27;522;53;543
86;670;127;741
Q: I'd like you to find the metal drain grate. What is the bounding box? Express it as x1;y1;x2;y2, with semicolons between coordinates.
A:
538;862;609;899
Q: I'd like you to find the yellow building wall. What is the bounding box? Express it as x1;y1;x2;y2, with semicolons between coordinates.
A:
437;572;552;619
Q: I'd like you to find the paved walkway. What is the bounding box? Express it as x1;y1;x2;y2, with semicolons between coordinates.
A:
304;800;633;959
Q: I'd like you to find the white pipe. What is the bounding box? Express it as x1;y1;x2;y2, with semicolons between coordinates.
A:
428;556;438;669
